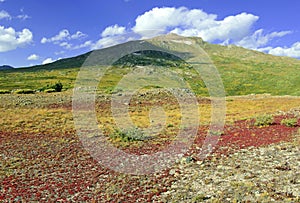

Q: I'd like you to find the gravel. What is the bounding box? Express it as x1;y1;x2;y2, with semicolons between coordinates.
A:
155;134;300;202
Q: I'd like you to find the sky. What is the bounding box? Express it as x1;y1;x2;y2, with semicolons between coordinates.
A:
0;0;300;68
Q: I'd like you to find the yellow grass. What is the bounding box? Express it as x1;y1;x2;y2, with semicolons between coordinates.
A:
0;93;299;136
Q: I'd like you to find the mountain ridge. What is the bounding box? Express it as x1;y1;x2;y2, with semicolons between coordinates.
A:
0;65;14;71
1;34;300;96
17;34;300;70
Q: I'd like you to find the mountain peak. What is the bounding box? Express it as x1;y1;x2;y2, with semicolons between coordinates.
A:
0;65;14;71
147;33;205;47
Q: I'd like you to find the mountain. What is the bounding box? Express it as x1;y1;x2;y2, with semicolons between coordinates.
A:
1;34;300;96
19;52;91;70
0;65;14;71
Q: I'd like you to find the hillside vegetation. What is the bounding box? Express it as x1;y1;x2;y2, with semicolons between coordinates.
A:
1;34;300;96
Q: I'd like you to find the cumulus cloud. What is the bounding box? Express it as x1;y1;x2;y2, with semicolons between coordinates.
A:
236;29;292;49
92;36;122;50
0;10;11;20
91;24;134;49
42;58;55;65
92;34;138;50
59;40;92;50
267;42;300;58
59;42;72;49
0;26;33;52
41;29;70;43
70;31;87;39
93;7;260;49
101;24;126;37
27;54;39;61
41;29;87;44
132;7;259;42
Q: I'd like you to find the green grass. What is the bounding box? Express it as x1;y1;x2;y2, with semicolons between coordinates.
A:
14;89;35;94
205;44;300;96
280;118;298;127
1;35;300;96
254;114;274;127
0;89;11;94
0;68;79;91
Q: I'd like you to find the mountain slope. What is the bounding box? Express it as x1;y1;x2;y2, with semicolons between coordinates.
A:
0;65;14;71
1;34;300;96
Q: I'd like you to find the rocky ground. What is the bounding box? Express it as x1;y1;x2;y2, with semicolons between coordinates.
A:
156;133;300;202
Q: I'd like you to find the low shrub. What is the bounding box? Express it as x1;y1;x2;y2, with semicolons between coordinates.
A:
209;130;224;136
167;124;174;128
281;118;297;127
14;89;35;94
39;82;63;92
44;88;57;93
110;127;150;142
0;89;11;94
254;114;274;127
52;82;63;92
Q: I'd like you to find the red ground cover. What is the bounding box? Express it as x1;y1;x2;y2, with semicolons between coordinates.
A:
0;115;298;202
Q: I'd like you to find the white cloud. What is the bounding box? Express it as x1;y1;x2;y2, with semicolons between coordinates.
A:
16;14;30;20
0;26;33;52
92;36;123;50
42;58;55;65
27;54;39;61
267;42;300;58
198;12;259;42
0;10;11;20
41;29;70;43
101;24;126;37
59;41;72;49
92;7;259;49
91;24;132;49
132;7;259;42
70;31;87;39
41;29;88;52
59;40;92;50
0;0;5;3
236;29;292;49
92;35;137;50
41;29;87;44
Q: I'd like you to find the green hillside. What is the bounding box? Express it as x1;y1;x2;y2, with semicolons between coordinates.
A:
0;34;300;96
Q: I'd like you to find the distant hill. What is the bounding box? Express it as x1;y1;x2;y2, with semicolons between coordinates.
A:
18;52;91;70
1;34;300;96
0;65;14;71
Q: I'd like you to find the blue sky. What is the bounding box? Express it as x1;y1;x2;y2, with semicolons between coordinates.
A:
0;0;300;67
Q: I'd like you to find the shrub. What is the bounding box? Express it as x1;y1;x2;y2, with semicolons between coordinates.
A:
254;114;274;126
110;127;150;142
44;88;57;93
281;118;297;127
0;89;11;94
167;124;174;128
39;82;63;92
209;130;224;136
14;89;35;94
52;82;63;92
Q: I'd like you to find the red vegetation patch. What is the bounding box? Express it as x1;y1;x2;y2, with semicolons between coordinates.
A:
0;115;299;202
0;132;174;202
192;115;299;157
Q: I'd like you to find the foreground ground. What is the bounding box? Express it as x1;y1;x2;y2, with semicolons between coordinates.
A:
0;92;299;202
